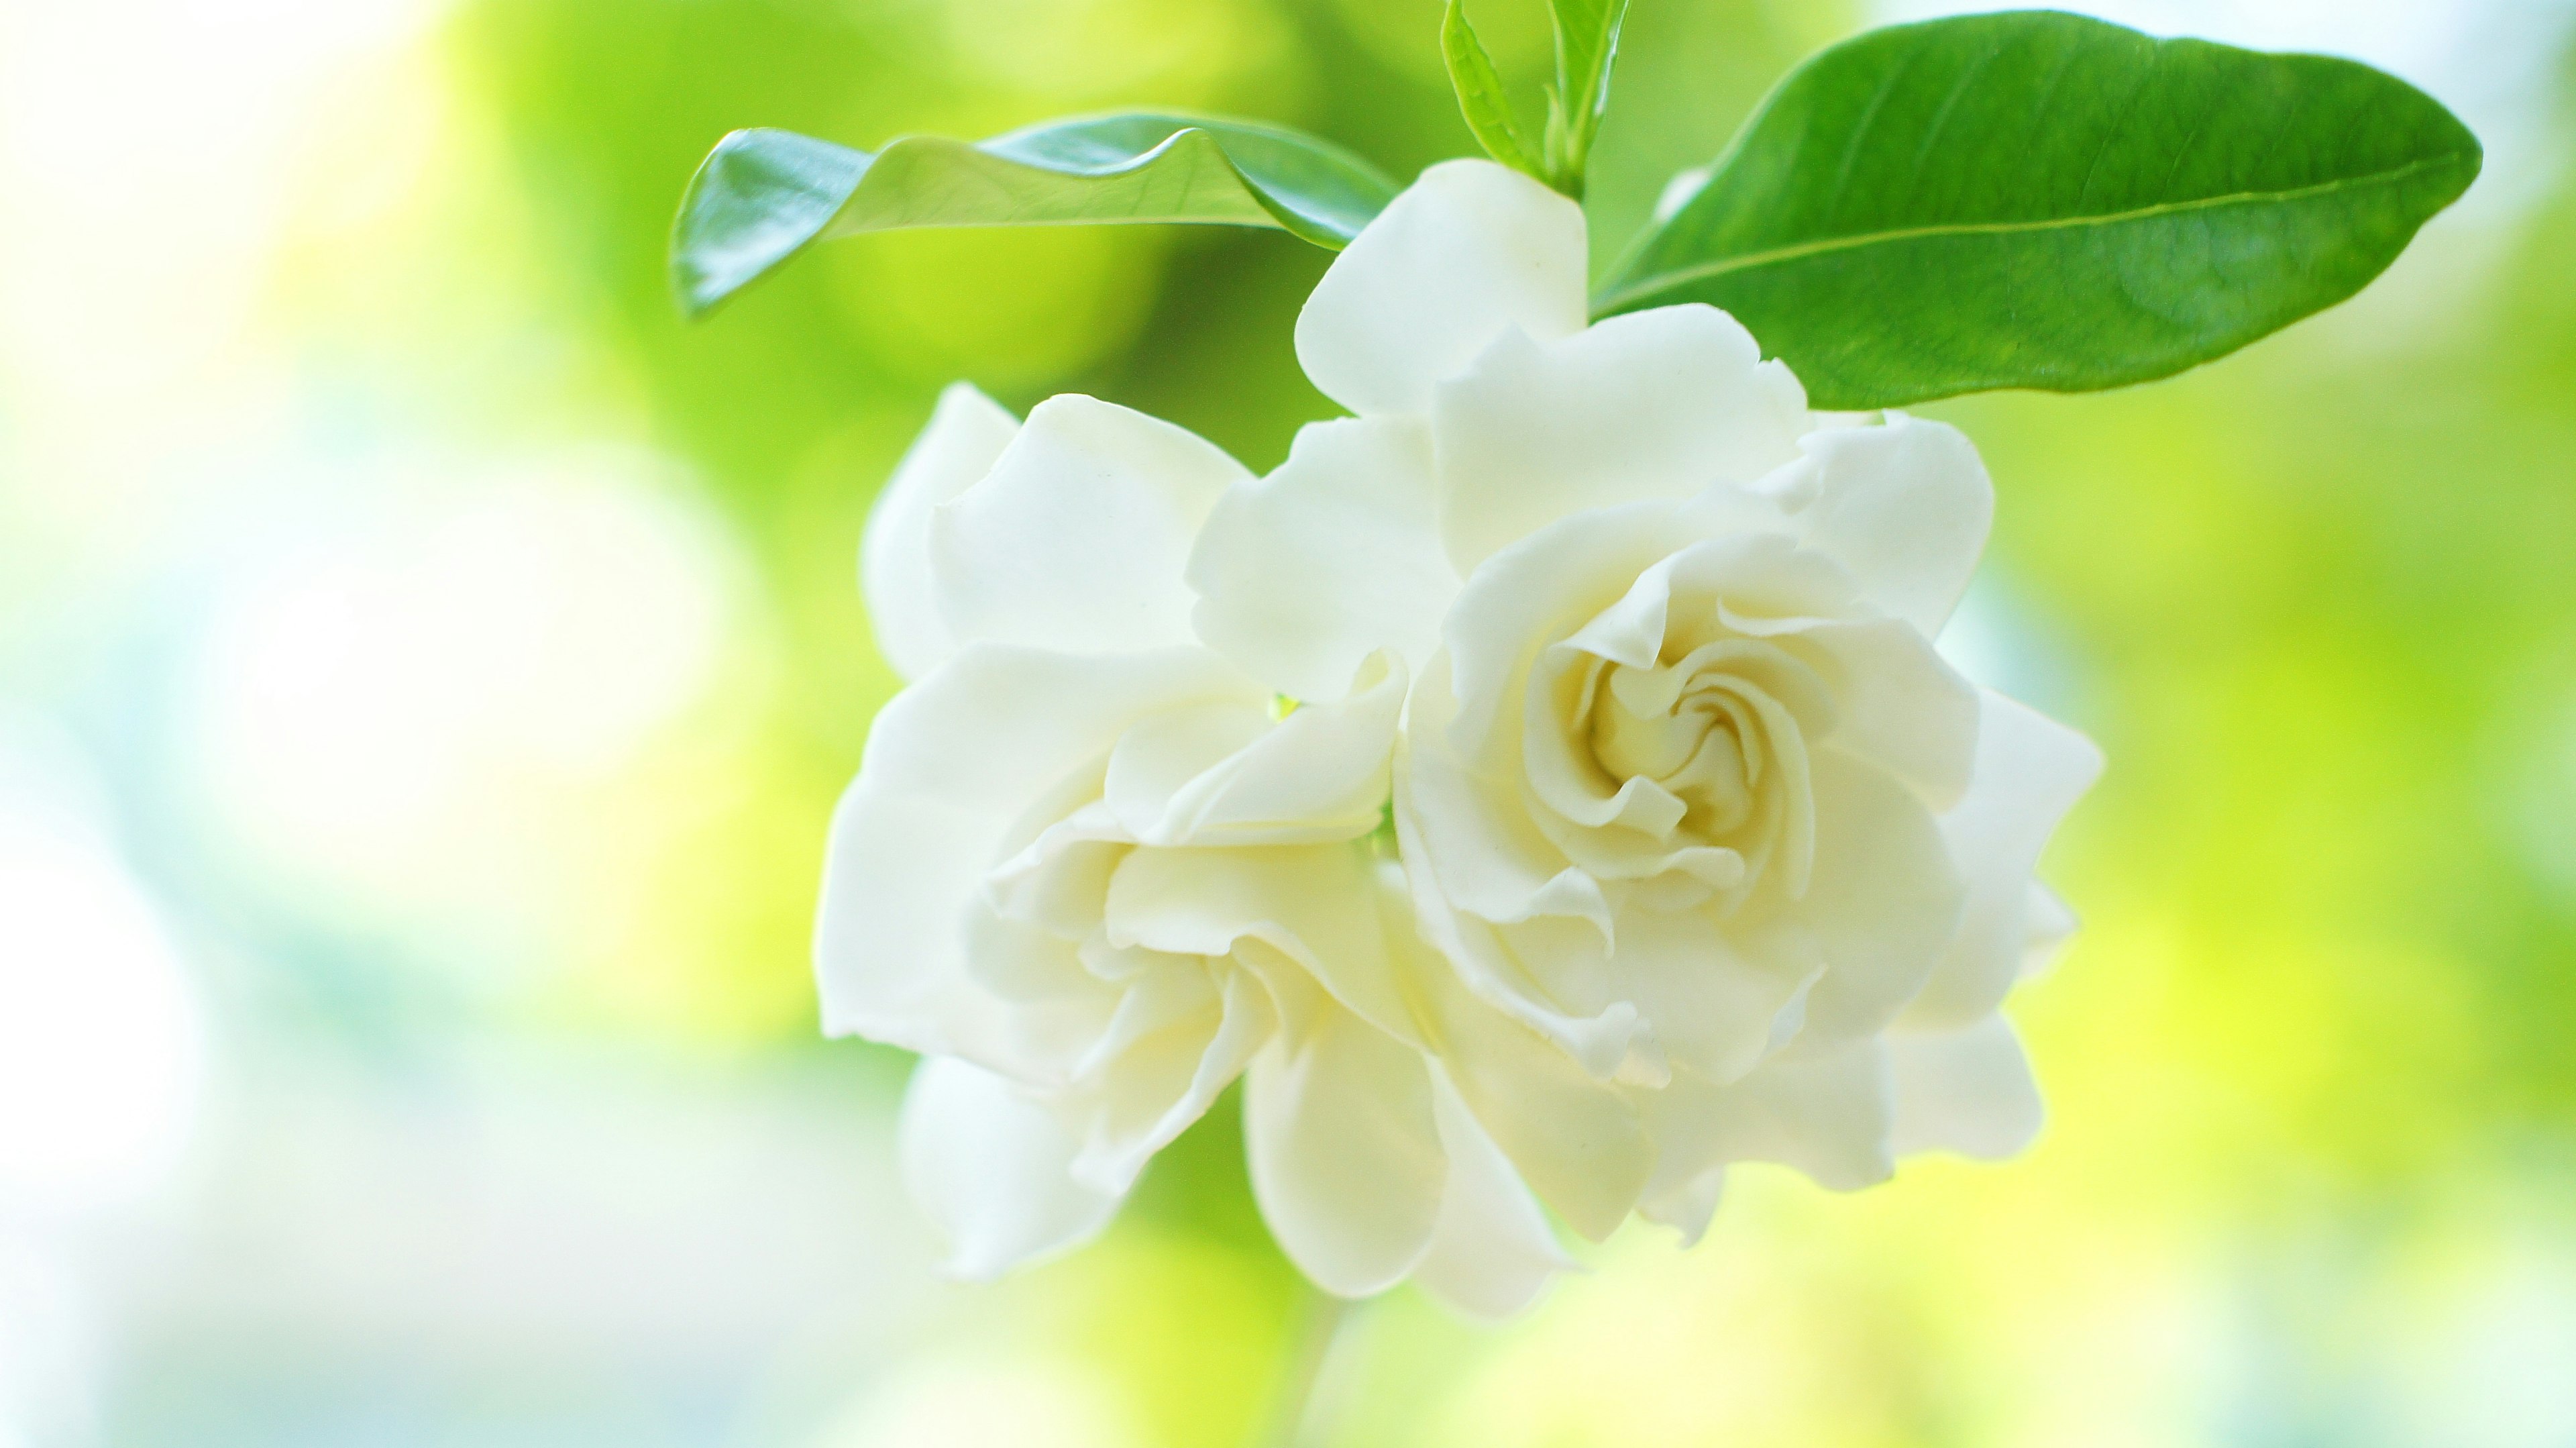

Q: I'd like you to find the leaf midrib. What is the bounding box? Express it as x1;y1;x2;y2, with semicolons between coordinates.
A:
1595;149;2475;311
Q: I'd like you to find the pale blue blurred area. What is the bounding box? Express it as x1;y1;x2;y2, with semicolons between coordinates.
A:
1864;0;2576;213
1;0;2573;1442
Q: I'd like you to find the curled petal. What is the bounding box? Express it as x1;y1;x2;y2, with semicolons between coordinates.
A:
1402;660;1606;932
1432;305;1808;572
1771;414;1993;637
1189;418;1458;702
1888;1013;2044;1160
815;644;1252;1053
1549;528;1840;670
1786;617;1981;811
1401;743;1640;1073
1103;841;1417;1050
1642;1038;1896;1198
2021;883;2080;979
863;382;1020;682
900;1057;1124;1281
1411;1068;1578;1319
816;778;1020;1064
1906;690;2104;1027
1244;1001;1446;1298
1611;902;1823;1085
1069;966;1273;1194
1637;1165;1727;1247
1794;749;1971;1045
1295;159;1587;418
1112;651;1406;848
1101;701;1275;839
1438;502;1688;758
930;395;1250;655
1404;891;1653;1241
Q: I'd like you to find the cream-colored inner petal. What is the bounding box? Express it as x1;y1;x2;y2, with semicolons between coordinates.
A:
1532;616;1839;914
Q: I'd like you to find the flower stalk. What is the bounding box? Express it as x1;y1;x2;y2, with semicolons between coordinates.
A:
1252;1285;1353;1448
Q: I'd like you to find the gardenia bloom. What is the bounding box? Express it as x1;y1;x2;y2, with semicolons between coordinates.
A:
820;384;1623;1314
1192;160;2102;1241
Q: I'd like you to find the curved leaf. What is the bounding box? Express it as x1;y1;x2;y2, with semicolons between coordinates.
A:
672;112;1401;317
1596;11;2481;409
1444;0;1548;183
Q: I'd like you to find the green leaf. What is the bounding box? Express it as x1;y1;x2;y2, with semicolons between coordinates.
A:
1595;11;2482;409
1544;0;1629;195
671;112;1400;317
1444;0;1548;183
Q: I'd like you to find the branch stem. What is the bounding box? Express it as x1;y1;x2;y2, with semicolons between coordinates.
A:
1252;1282;1354;1448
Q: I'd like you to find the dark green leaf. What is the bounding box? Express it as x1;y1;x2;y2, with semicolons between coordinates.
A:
1444;0;1549;183
1544;0;1629;195
671;113;1401;317
1596;11;2482;409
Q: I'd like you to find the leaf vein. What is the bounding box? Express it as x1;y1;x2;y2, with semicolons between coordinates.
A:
1592;150;2474;312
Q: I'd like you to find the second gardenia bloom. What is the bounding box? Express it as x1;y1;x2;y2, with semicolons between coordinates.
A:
823;384;1621;1314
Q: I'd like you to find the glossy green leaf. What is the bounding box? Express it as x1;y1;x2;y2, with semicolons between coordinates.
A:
1543;0;1629;196
671;113;1401;317
1597;11;2482;409
1444;0;1548;183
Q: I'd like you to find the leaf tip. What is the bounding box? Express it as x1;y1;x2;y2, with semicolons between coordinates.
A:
667;126;871;320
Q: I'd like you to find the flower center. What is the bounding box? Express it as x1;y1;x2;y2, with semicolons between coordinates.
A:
1561;637;1829;904
1590;661;1762;841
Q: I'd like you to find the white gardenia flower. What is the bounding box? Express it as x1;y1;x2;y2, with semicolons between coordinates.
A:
1191;160;2102;1241
822;384;1615;1314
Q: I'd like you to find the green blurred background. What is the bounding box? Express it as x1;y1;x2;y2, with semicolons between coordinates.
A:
2;0;2573;1442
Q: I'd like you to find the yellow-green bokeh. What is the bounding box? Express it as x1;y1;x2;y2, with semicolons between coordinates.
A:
3;0;2571;1442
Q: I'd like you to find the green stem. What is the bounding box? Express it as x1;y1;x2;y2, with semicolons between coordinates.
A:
1252;1283;1353;1448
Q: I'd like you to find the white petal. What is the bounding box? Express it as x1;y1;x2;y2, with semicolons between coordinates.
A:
1434;501;1688;758
1102;700;1275;839
900;1056;1123;1280
1548;525;1840;669
1612;902;1823;1085
1637;1166;1727;1247
1905;691;2103;1027
1244;1001;1445;1298
1120;651;1405;848
1400;721;1638;1073
1431;305;1809;571
1411;1068;1576;1319
2020;883;2080;979
1774;413;1993;637
1788;617;1982;811
814;644;1250;1052
930;395;1250;655
1793;749;1970;1044
1396;721;1656;1235
1295;160;1587;418
1103;841;1415;1050
1189;418;1458;702
1888;1013;2043;1160
814;778;1017;1064
862;382;1020;682
959;902;1110;1025
1642;1038;1896;1196
1399;660;1673;1088
1405;899;1653;1242
1401;660;1599;930
1069;965;1273;1194
855;644;1254;819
